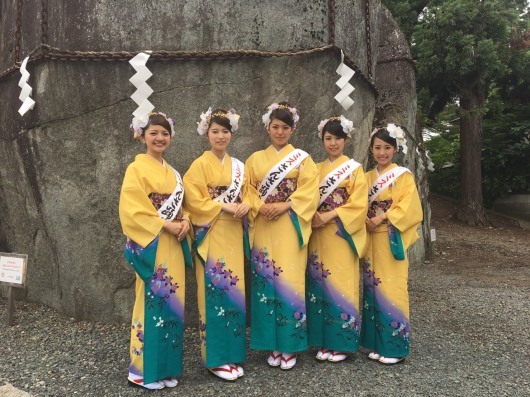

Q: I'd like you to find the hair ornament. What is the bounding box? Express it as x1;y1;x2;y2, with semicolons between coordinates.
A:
262;103;299;128
369;123;408;154
226;108;240;132
197;107;240;136
197;107;213;136
130;112;176;139
317;115;354;139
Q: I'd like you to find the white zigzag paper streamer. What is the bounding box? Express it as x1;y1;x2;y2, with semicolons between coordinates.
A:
18;56;35;116
426;150;435;171
129;52;155;118
334;50;355;110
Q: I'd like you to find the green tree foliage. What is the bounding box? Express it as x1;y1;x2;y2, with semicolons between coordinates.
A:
425;102;530;207
384;0;529;225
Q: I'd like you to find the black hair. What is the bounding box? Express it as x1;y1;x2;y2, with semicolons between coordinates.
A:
269;101;296;127
322;116;348;141
370;128;397;149
144;113;172;136
208;108;233;133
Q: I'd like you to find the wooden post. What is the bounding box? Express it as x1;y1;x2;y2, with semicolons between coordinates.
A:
7;285;15;326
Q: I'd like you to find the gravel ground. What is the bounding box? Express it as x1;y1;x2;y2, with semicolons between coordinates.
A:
1;196;529;397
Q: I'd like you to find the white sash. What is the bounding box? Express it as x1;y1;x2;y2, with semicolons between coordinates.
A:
258;148;309;200
368;166;411;205
318;159;361;206
158;165;184;221
214;158;245;203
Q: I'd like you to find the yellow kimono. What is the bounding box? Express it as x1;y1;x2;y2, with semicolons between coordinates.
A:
360;163;423;358
183;151;247;368
119;154;190;384
306;156;368;352
245;144;319;352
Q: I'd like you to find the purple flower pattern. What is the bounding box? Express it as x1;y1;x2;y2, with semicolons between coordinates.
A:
367;199;393;220
362;259;381;289
252;248;282;281
148;192;184;219
307;251;331;285
198;316;206;344
131;319;144;356
340;312;360;331
149;264;179;296
390;320;410;339
208;185;242;203
206;257;240;293
263;178;297;203
319;187;350;212
125;239;144;256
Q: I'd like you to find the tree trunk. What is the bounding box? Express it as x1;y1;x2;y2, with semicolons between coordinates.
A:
456;88;490;226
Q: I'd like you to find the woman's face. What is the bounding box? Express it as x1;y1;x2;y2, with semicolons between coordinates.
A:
267;118;293;149
323;131;345;161
371;137;397;169
141;124;171;157
207;121;232;155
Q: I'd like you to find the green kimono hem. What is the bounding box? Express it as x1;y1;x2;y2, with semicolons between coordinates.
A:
288;209;304;248
124;237;158;283
335;218;358;256
192;226;209;266
124;237;182;383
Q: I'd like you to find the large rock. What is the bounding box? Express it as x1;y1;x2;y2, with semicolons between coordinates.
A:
0;0;428;324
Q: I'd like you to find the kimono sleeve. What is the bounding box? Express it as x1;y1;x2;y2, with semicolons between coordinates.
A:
386;171;423;249
119;164;164;248
335;166;369;256
288;156;320;246
183;160;222;226
244;153;265;222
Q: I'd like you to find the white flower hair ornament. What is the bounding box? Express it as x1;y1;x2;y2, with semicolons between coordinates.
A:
226;108;240;132
197;107;213;136
262;103;300;129
369;123;408;154
130;112;176;139
386;123;408;154
317;115;354;139
197;107;240;136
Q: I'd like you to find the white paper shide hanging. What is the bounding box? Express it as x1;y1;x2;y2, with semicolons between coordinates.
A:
18;56;35;116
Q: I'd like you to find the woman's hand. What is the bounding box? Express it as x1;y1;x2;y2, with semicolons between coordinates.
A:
163;219;190;241
177;219;191;241
312;210;337;228
233;203;250;218
365;213;387;232
221;203;238;214
259;202;291;221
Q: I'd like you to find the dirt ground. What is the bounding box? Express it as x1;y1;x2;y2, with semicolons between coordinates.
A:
428;195;530;288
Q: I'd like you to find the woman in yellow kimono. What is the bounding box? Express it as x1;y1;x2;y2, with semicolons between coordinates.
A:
361;124;423;365
245;102;319;370
306;116;368;363
183;108;249;382
119;112;192;389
